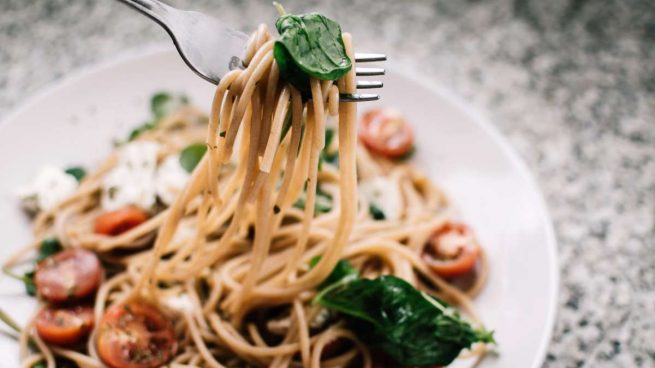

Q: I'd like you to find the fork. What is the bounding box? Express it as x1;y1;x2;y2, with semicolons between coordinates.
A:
117;0;385;102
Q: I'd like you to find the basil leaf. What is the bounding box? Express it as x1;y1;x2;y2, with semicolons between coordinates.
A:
395;145;416;161
293;188;332;214
316;275;495;366
274;13;352;91
324;128;335;149
23;271;36;296
369;204;386;220
309;256;358;290
37;238;63;262
126;92;189;142
319;128;339;171
179;143;207;173
127;121;155;142
151;92;189;120
64;166;86;182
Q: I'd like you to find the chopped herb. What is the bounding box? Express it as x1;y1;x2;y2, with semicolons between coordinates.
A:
64;166;86;182
179;143;208;173
273;10;352;92
315;274;495;366
107;186;119;200
368;204;386;220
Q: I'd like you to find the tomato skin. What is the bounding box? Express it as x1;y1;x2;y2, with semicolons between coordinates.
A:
35;305;94;346
97;302;177;368
35;248;102;303
423;223;481;278
359;108;414;158
94;207;149;236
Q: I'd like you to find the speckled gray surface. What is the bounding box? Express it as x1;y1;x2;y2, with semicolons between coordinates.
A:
1;0;654;367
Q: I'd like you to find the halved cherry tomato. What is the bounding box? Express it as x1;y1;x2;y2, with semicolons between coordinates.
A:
35;305;94;346
35;248;102;303
422;223;481;278
94;206;149;236
97;302;177;368
359;108;414;158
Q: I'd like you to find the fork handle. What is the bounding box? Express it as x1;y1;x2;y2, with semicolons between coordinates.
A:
117;0;173;27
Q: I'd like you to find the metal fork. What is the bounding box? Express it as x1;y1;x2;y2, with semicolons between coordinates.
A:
117;0;385;102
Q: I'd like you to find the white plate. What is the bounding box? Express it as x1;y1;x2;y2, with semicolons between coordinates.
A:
0;47;558;368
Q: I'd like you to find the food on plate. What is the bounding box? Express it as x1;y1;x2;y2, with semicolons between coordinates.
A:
3;7;493;368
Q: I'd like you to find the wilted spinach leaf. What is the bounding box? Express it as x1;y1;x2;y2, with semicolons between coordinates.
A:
315;275;495;366
274;13;352;92
179;143;207;173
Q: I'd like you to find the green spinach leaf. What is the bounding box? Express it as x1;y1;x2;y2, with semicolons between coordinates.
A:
309;256;358;290
64;166;86;182
274;13;352;92
179;143;207;173
316;275;495;366
293;187;332;214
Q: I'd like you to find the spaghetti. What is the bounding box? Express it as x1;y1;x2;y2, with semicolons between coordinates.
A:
5;19;492;368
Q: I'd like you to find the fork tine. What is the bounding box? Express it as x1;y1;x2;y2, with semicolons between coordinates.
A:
356;67;385;76
339;93;380;102
355;53;387;62
356;80;383;89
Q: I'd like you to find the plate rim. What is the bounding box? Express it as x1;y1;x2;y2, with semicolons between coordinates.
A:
0;45;559;368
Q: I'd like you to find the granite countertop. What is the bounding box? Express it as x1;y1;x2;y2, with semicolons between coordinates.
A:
1;0;653;366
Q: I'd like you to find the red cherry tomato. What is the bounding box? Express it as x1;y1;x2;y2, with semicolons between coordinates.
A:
97;302;177;368
423;223;481;278
35;248;102;303
359;108;414;158
35;305;94;346
94;207;149;236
